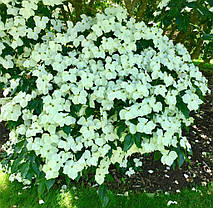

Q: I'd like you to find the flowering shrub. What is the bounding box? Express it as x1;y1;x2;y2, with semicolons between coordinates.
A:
0;0;210;191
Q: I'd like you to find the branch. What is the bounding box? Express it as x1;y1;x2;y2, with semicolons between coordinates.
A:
65;2;74;22
89;0;95;7
124;0;132;15
191;38;203;60
69;0;97;19
124;0;138;16
60;5;68;26
130;0;138;16
69;0;83;21
136;0;149;21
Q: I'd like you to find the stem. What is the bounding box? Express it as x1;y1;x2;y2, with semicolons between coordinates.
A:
61;5;68;22
66;2;75;22
174;30;186;44
168;24;177;39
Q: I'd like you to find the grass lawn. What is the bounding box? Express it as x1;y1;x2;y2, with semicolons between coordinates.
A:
0;171;212;208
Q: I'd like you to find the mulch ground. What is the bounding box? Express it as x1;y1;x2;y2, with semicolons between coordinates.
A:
0;78;212;194
0;122;9;149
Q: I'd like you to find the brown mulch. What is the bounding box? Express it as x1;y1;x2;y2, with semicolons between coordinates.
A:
0;81;212;194
0;122;9;149
0;90;10;154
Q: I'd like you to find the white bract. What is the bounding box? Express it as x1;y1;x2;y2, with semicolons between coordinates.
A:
0;3;210;186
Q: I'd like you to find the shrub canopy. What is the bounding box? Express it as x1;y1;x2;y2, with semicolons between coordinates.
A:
0;0;210;190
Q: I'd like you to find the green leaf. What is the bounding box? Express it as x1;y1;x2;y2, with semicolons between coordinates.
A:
105;174;114;183
65;175;71;187
176;96;190;118
14;140;25;153
188;148;193;156
25;169;34;180
27;98;43;115
207;0;213;6
154;151;162;161
62;125;71;136
136;39;154;53
98;184;109;208
134;133;142;148
195;86;204;101
75;151;83;160
187;2;198;8
46;179;55;191
178;152;185;168
123;134;134;152
7;119;23;130
85;107;95;119
197;4;212;17
172;160;176;170
129;118;138;125
28;153;40;176
76;173;81;182
185;125;189;133
117;122;126;138
11;158;22;173
38;179;46;198
145;193;155;198
175;15;189;32
141;133;151;140
21;163;30;178
31;161;40;176
176;15;183;25
70;104;82;118
107;148;113;159
202;34;213;40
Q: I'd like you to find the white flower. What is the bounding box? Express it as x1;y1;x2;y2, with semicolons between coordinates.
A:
167;200;178;206
161;151;178;166
182;91;202;111
42;0;64;6
180;137;191;151
95;168;105;185
133;158;142;167
154;85;167;97
39;199;44;205
126;167;135;177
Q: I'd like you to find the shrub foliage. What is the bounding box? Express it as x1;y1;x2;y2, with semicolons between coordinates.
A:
0;0;210;195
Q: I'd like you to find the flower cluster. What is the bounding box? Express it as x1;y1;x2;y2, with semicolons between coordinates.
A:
0;3;210;186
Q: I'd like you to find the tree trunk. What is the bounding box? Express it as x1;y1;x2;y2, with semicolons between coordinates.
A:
191;38;203;60
136;0;149;21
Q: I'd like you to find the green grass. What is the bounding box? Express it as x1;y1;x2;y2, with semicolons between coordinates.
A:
0;171;212;208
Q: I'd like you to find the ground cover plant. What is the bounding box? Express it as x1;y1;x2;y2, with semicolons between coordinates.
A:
0;0;212;206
